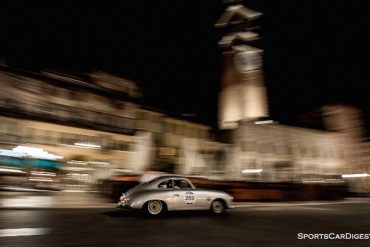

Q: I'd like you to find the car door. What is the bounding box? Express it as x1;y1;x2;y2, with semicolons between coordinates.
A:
172;178;199;210
191;189;212;209
156;179;175;209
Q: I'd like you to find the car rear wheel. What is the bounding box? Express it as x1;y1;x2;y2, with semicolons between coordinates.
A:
210;199;225;214
146;200;164;216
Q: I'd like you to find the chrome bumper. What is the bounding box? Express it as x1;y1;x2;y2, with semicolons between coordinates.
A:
116;201;131;209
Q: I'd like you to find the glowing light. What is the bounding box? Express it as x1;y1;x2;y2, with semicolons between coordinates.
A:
0;228;51;237
88;161;110;166
341;173;369;178
0;167;26;174
74;142;101;149
255;120;274;125
29;177;54;182
67;160;88;165
0;149;23;158
61;167;93;171
241;169;263;174
4;146;64;160
30;171;56;177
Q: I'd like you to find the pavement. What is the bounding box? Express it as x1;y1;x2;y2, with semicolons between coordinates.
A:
0;191;117;209
1;200;370;246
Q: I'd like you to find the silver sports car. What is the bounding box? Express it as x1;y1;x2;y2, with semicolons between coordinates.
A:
116;175;234;215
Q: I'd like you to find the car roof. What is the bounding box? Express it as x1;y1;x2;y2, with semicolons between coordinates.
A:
149;175;189;183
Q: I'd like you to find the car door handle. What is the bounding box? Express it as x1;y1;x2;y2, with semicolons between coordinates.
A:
173;194;179;197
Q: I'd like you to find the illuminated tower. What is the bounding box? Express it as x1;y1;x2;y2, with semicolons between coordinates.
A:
215;2;268;129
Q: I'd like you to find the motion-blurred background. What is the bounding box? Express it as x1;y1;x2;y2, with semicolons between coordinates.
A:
0;0;369;203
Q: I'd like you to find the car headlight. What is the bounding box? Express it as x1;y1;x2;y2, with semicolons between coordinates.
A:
121;197;130;205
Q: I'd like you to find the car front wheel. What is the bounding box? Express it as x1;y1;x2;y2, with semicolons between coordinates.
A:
146;200;164;216
210;199;225;214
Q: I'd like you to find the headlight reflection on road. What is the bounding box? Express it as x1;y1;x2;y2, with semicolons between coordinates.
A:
0;228;51;237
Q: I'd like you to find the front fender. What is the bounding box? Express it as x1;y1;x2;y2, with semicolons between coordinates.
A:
207;191;234;209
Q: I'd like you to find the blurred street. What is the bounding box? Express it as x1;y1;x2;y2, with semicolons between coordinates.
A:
1;196;370;247
0;191;116;209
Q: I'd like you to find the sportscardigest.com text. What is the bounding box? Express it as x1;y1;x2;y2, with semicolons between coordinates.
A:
297;233;370;240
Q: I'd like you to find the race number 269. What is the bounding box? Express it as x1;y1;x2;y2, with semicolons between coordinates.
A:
184;192;195;204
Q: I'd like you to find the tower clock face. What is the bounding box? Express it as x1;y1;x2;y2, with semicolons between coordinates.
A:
234;51;262;72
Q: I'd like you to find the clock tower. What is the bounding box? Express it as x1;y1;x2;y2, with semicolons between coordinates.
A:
215;1;268;129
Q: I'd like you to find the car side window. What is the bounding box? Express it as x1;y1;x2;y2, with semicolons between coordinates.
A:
158;179;173;189
173;179;192;189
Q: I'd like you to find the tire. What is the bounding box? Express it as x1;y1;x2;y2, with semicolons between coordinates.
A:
210;199;225;214
145;200;164;216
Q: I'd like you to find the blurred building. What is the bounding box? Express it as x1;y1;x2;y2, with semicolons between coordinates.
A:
0;66;142;188
134;107;226;177
1;1;369;193
322;105;365;142
227;121;349;181
322;105;369;190
295;105;370;189
214;1;369;188
0;65;220;190
216;3;268;129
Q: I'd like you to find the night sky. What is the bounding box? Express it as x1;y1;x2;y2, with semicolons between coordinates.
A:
1;0;370;135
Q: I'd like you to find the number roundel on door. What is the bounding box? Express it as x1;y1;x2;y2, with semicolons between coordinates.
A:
184;191;196;204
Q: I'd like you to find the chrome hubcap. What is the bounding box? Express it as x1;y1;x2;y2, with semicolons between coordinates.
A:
148;200;162;215
212;201;224;214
